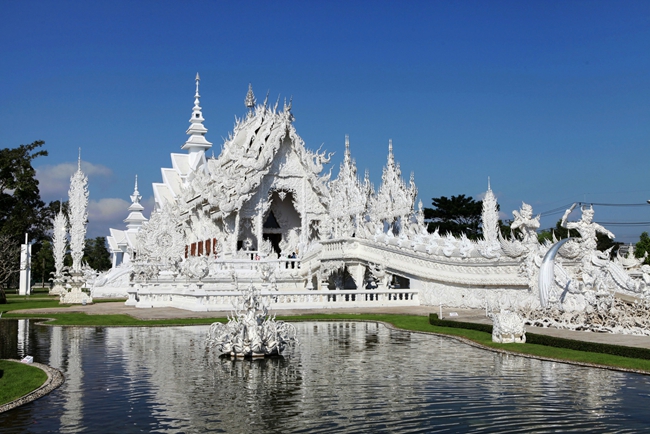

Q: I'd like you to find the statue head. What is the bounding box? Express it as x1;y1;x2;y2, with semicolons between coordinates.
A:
521;202;533;218
581;205;594;222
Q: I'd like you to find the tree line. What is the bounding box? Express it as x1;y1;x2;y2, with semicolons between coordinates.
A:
424;194;649;262
0;141;111;303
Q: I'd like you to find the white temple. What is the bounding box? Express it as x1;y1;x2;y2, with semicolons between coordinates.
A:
95;75;650;322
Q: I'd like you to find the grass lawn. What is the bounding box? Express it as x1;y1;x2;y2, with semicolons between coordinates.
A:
1;294;69;312
3;312;226;327
4;311;650;372
0;360;48;405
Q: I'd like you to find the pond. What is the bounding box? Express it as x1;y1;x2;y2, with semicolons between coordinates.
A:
1;319;650;433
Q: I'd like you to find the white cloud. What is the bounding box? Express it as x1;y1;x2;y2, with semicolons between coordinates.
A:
88;198;130;223
86;198;130;238
85;196;154;238
35;161;112;201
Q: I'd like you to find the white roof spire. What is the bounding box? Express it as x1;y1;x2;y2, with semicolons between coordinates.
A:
182;73;212;174
182;72;212;153
245;83;256;113
344;135;351;163
77;148;82;171
130;175;141;205
125;174;147;231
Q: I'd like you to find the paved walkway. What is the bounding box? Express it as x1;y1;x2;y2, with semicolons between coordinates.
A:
11;302;650;349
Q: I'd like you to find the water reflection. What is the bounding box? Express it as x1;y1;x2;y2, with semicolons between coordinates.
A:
1;319;649;433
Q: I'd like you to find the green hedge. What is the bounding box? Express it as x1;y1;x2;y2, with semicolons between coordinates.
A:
429;313;493;334
429;313;650;361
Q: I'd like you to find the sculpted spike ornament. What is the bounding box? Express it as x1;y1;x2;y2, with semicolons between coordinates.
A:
477;178;501;259
245;83;256;116
49;205;68;295
329;135;367;236
61;151;92;305
68;152;88;274
371;140;416;224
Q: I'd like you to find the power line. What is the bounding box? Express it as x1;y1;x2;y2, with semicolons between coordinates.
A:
595;222;650;226
589;202;649;207
539;201;650;217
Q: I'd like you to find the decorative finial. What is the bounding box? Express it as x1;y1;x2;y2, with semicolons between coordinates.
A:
245;83;256;109
182;72;212;154
78;148;81;171
130;174;142;205
194;73;201;104
344;135;351;164
488;176;491;191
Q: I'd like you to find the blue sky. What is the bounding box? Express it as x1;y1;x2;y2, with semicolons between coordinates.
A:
1;1;649;242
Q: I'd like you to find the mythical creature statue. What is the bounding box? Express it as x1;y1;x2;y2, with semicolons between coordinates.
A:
561;204;614;256
365;262;388;289
490;309;526;343
511;202;540;244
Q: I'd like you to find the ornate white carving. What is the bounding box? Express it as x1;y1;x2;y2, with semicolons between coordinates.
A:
477;180;501;259
490;310;526;343
180;255;209;280
521;293;650;336
50;207;68;294
329;136;367;237
369;140;416;225
136;204;185;270
205;283;297;357
68;155;88;274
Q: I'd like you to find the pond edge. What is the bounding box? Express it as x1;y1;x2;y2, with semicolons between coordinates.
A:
0;360;65;414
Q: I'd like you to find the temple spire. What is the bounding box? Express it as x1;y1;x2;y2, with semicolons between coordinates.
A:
130;175;141;205
125;174;147;231
245;83;256;117
344;135;351;164
387;139;394;167
182;73;212;172
78;148;82;171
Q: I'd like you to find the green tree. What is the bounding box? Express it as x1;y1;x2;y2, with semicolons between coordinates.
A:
0;234;20;303
0;141;48;296
635;232;650;265
0;141;48;239
30;201;70;287
31;239;55;287
424;194;483;239
537;220;580;244
83;237;111;271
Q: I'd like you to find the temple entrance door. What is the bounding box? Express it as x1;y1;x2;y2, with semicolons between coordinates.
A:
262;191;302;257
263;210;282;257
